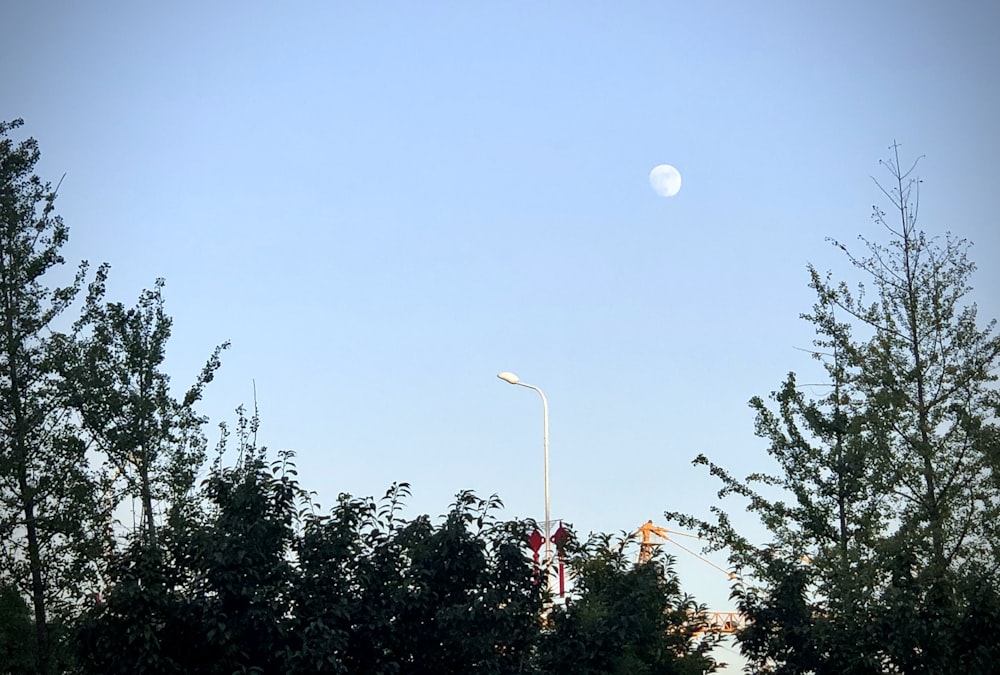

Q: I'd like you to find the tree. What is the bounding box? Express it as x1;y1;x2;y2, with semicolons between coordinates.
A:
77;405;711;673
669;146;1000;672
75;406;300;675
77;408;547;674
0;118;101;674
536;533;719;675
59;275;227;549
0;581;36;671
297;488;545;674
77;403;723;673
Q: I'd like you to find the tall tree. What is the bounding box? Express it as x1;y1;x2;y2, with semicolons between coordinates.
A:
669;146;1000;672
0;118;100;674
60;275;227;549
839;148;1000;580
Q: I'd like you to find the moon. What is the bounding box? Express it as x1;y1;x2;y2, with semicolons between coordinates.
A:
649;164;682;197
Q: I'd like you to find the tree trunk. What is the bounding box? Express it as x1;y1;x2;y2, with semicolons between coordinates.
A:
140;457;157;548
3;297;51;674
18;469;51;675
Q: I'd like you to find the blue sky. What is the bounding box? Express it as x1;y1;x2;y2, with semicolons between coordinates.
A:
5;0;999;640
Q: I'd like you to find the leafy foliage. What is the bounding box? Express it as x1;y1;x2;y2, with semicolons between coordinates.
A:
57;275;228;548
76;412;720;673
289;486;546;674
668;146;1000;672
0;118;102;674
76;408;300;675
537;534;719;675
0;582;36;671
1;118;229;673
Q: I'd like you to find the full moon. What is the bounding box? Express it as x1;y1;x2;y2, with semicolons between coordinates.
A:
649;164;682;197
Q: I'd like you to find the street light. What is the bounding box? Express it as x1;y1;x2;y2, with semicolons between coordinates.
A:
496;371;551;566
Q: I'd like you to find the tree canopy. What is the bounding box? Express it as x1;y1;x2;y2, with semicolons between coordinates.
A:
74;409;720;674
668;146;1000;673
1;118;102;674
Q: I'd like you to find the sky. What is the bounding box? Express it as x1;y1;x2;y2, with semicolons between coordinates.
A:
4;0;999;663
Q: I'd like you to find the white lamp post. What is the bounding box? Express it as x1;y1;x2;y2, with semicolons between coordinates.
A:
496;371;551;566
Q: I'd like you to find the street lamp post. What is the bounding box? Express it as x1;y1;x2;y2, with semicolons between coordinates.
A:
496;372;551;566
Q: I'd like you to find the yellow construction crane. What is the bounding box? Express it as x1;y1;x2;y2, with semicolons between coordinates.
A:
635;520;672;564
633;520;746;635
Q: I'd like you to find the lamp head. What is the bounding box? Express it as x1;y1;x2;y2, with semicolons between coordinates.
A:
497;371;520;385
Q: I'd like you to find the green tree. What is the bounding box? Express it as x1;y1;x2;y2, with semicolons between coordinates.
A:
77;408;547;674
0;118;101;674
536;533;719;675
59;276;227;549
293;488;544;674
0;582;36;672
669;147;1000;672
79;434;722;673
75;406;301;675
